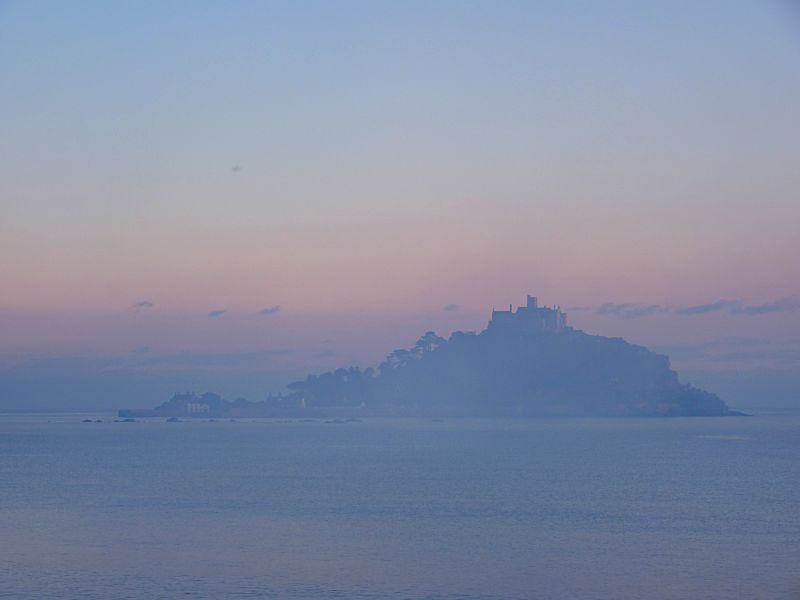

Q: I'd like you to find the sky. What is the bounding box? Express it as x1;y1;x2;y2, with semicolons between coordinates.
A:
1;1;799;409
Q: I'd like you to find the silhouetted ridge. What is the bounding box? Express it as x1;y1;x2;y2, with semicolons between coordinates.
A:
287;296;733;416
121;295;738;418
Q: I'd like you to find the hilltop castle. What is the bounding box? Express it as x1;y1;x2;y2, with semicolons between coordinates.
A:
489;295;568;333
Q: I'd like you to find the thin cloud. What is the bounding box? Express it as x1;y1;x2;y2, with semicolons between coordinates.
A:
442;304;460;312
597;303;662;319
566;306;592;313
208;310;227;318
259;305;281;315
677;296;800;317
735;296;800;316
676;300;740;316
132;301;155;309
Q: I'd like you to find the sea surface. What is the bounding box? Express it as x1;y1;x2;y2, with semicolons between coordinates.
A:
1;411;798;600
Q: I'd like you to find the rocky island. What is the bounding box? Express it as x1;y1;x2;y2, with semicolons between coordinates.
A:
120;295;741;419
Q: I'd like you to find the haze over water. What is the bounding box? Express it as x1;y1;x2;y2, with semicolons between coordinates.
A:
2;413;799;600
2;2;800;598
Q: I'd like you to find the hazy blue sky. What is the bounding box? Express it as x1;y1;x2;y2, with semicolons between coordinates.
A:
1;1;798;408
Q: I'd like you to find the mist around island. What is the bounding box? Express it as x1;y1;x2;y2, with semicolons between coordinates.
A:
122;296;740;419
3;294;798;413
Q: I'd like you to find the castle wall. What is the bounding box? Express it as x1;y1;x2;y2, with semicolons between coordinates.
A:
489;295;567;332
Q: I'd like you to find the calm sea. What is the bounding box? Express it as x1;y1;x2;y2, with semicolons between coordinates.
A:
1;412;798;600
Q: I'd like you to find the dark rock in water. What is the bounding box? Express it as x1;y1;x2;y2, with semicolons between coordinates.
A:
94;419;103;423
81;419;93;423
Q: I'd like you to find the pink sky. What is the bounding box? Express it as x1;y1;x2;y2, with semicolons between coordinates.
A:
1;1;798;408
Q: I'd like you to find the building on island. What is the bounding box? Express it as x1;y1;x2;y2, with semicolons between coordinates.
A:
489;295;568;333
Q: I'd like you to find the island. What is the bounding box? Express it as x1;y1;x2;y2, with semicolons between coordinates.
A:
119;294;742;419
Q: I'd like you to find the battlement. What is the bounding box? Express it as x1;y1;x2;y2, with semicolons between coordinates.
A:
489;295;567;333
